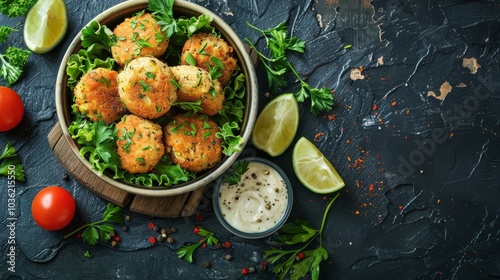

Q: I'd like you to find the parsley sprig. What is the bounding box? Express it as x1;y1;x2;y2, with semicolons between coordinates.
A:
177;226;218;263
265;193;340;280
0;46;30;86
148;0;214;64
223;160;249;185
0;0;37;18
64;203;124;245
0;142;25;182
246;22;334;115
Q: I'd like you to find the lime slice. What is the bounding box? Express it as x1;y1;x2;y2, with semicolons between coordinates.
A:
292;137;345;194
24;0;68;54
252;93;299;156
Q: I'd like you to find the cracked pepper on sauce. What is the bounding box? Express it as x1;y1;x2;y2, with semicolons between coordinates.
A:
218;161;288;233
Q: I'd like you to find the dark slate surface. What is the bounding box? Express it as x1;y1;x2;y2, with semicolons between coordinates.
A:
1;0;499;279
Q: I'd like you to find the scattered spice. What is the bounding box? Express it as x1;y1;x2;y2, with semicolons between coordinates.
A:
148;222;155;230
372;104;378;111
248;267;256;273
193;226;200;234
166;236;174;244
391;101;397;107
241;268;249;275
224;254;233;261
259;261;268;272
314;132;324;141
223;241;232;248
203;260;211;268
195;212;204;222
148;236;157;244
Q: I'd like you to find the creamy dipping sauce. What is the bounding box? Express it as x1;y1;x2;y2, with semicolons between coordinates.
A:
218;161;289;233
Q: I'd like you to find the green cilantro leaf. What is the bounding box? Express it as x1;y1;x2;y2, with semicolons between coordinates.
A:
64;203;124;246
177;226;219;263
246;21;334;115
264;193;340;280
0;142;25;182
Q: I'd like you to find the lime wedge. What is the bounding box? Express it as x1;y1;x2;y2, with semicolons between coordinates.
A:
24;0;68;54
292;137;345;194
252;93;299;156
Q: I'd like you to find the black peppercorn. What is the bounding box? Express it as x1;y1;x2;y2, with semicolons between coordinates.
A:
203;260;211;268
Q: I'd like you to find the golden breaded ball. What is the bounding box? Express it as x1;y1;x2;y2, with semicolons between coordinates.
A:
170;65;224;116
111;12;168;66
116;114;165;174
73;68;126;124
118;57;177;119
164;114;222;173
180;32;237;86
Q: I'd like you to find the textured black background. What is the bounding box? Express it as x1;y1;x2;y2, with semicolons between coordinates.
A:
1;0;499;279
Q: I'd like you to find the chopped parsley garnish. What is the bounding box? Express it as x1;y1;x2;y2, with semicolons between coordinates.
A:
139;80;152;92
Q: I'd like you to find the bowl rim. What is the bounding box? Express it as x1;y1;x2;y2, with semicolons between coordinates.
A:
212;157;294;239
55;0;258;196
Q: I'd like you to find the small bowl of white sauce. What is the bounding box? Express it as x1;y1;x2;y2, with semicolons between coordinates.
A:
213;157;293;239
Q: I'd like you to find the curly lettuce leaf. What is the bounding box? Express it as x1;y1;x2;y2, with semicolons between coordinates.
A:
68;118;194;187
216;121;244;156
66;20;116;90
66;47;115;90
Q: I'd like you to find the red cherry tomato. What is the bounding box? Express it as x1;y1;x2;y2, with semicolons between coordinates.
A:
0;86;24;132
31;186;76;231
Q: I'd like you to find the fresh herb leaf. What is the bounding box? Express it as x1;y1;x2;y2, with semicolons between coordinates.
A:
0;46;30;86
69;119;121;175
64;203;124;246
0;0;37;17
184;52;196;66
223;160;249;185
177;226;219;263
0;142;25;182
174;100;203;115
0;26;16;43
148;0;214;64
246;21;334;115
264;193;340;280
84;251;92;258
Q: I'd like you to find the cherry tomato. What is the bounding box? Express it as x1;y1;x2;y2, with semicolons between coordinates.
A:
0;86;24;132
31;186;76;231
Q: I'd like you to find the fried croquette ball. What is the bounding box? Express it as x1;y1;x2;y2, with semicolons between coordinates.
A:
164;114;223;173
116;114;165;174
73;68;126;124
118;57;177;119
180;32;237;86
111;12;168;66
170;65;224;116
